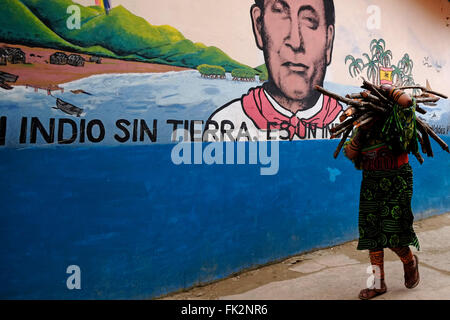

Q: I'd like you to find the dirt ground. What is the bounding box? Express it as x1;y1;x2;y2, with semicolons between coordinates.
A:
158;212;449;300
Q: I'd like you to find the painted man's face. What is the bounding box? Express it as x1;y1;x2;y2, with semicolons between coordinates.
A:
252;0;334;103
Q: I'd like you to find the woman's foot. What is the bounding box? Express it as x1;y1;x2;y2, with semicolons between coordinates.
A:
404;255;420;289
358;280;387;300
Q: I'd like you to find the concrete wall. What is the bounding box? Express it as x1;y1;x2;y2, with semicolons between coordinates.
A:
1;138;449;299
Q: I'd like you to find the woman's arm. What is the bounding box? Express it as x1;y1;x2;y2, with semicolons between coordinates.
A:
344;130;364;160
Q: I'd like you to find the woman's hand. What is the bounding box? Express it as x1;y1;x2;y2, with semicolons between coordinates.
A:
344;130;363;160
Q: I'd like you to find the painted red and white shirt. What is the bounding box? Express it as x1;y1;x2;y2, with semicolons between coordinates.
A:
205;86;344;142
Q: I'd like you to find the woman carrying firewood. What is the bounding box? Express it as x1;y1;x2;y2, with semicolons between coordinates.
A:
343;85;421;300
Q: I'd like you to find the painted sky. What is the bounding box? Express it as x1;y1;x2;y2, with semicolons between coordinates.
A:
72;0;449;91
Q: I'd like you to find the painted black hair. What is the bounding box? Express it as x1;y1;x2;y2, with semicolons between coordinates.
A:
254;0;335;26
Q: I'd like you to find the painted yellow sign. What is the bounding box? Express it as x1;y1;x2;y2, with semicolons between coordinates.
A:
380;67;393;85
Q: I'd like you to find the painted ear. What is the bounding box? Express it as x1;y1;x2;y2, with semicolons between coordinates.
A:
326;24;335;66
251;5;264;50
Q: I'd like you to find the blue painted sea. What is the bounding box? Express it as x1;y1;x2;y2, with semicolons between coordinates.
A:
1;71;262;146
1;71;447;147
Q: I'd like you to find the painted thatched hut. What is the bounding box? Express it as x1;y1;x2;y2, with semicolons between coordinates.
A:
67;54;85;67
89;56;102;64
4;47;26;64
0;48;7;65
50;52;68;65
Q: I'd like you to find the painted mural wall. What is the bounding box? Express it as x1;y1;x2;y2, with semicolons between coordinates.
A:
0;0;449;299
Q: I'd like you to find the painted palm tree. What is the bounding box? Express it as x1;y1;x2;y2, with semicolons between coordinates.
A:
377;48;393;84
363;53;379;85
345;55;364;78
390;64;404;86
370;39;386;67
398;53;414;75
400;74;421;96
344;39;416;88
379;50;393;68
401;73;415;87
370;39;385;57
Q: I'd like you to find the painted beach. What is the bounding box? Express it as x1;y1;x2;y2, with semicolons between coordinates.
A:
0;43;190;88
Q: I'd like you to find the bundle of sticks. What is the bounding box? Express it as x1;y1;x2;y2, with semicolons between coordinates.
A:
315;79;449;164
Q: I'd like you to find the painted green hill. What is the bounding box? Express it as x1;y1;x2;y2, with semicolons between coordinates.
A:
5;0;253;72
255;64;268;75
0;0;125;59
20;0;184;54
20;0;103;34
0;0;77;50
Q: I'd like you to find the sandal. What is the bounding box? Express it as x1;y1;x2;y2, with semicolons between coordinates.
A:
404;254;420;289
359;280;387;300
